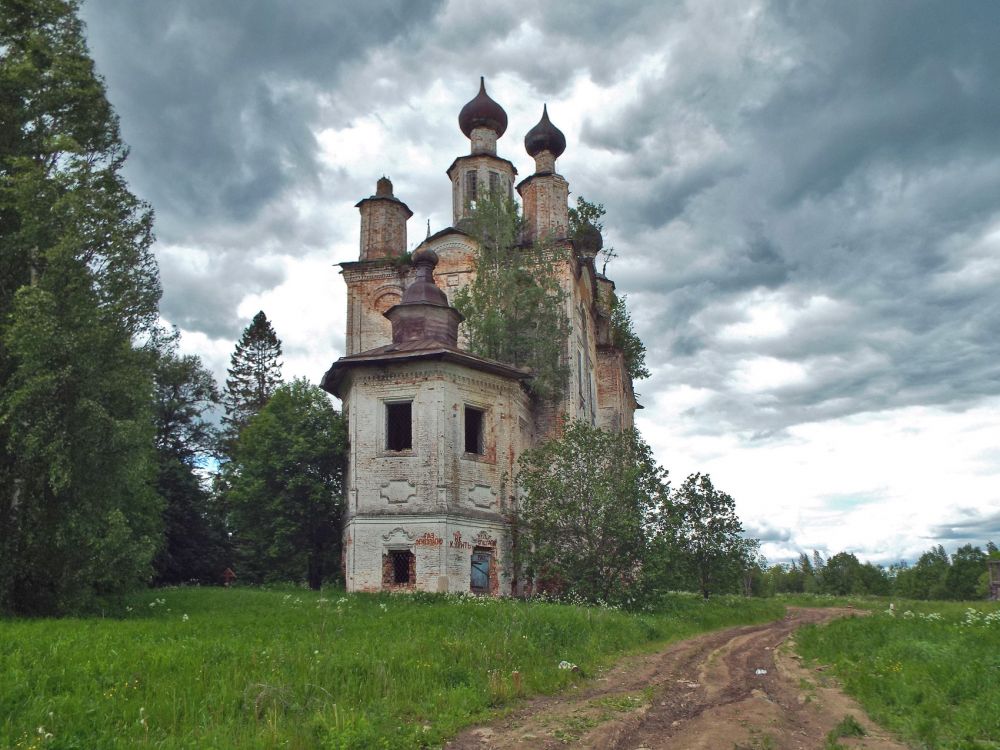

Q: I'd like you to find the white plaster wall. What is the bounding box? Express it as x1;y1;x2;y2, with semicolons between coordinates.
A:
344;515;510;594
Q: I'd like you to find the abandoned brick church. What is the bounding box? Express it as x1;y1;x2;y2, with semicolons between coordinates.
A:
321;79;639;595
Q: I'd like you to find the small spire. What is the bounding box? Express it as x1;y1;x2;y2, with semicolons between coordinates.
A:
426;219;431;239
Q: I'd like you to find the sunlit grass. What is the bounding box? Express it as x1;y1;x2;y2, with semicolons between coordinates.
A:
0;587;784;749
796;599;1000;749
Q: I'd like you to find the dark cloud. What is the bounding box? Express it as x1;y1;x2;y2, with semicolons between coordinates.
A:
928;509;1000;543
81;0;445;244
79;0;1000;439
579;3;1000;435
744;522;792;544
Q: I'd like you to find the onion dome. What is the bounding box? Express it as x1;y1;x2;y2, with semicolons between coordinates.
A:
458;77;508;138
400;248;448;306
524;104;566;159
574;222;603;258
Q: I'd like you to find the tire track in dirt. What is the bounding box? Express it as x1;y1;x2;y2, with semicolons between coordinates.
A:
446;607;908;749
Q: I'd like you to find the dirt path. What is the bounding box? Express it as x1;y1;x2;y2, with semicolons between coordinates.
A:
447;607;908;749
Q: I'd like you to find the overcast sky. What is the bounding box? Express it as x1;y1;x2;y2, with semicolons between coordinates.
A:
79;0;1000;565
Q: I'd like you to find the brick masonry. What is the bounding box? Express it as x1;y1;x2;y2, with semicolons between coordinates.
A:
332;98;638;596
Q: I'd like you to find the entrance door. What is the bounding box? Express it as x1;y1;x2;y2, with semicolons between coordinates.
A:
470;550;491;593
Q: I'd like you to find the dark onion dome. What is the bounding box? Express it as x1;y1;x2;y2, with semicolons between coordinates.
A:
400;248;448;306
524;104;566;159
574;222;603;257
458;77;508;138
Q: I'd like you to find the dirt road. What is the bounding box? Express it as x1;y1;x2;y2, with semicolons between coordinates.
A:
447;608;908;749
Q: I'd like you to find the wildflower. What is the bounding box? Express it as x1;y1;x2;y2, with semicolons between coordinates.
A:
379;603;388;612
182;614;189;622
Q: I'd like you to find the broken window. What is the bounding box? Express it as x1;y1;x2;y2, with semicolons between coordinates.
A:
388;549;414;585
386;401;412;451
464;170;478;209
464;405;484;454
470;550;492;593
488;170;500;194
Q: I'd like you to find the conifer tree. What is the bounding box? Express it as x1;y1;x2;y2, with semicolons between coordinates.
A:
0;0;163;613
150;329;228;584
221;311;283;448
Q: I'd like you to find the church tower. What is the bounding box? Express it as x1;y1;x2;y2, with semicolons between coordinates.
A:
447;78;517;224
322;79;640;594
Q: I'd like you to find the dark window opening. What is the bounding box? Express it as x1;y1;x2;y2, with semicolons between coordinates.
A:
488;170;500;194
464;406;484;454
465;170;478;207
386;401;412;451
390;550;413;584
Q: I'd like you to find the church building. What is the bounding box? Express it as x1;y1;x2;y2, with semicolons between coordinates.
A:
321;79;639;595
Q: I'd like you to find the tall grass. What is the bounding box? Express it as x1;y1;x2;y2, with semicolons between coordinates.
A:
1;587;783;749
796;599;1000;749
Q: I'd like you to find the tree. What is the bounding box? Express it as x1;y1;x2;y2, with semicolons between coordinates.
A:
945;544;986;600
221;310;283;449
608;292;650;381
894;544;950;600
666;473;755;599
453;191;570;400
515;420;670;606
568;197;648;382
0;0;162;614
225;379;346;589
819;552;863;595
568;196;616;273
150;330;228;584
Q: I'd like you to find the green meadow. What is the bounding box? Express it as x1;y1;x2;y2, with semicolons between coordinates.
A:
796;599;1000;749
0;587;783;749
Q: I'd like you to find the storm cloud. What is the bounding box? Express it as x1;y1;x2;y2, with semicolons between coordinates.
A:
78;0;1000;562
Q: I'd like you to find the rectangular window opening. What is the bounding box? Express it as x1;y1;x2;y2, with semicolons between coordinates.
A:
390;550;413;585
464;405;484;455
386;401;412;451
488;170;500;194
465;170;478;208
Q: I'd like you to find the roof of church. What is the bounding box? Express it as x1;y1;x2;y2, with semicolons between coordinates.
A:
320;341;531;397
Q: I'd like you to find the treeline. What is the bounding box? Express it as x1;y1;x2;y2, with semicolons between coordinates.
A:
753;542;998;601
0;0;346;615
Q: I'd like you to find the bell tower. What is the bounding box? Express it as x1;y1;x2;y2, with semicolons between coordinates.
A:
517;105;569;242
447;77;517;225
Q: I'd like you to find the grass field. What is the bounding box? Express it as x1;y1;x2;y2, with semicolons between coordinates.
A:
795;599;1000;749
0;587;784;749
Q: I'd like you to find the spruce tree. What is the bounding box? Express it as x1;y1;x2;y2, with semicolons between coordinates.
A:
221;311;283;449
0;0;163;613
150;329;228;584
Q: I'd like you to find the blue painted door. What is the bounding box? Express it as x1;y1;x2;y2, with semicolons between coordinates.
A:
470;551;491;592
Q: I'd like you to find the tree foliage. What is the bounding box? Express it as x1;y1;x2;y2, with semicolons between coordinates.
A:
150;330;228;584
0;0;162;614
662;473;757;599
515;420;670;606
221;310;283;450
453;192;570;400
225;380;346;589
608;292;650;381
568;197;648;382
